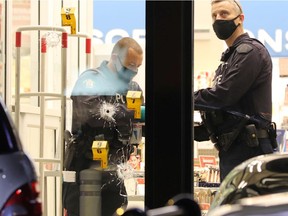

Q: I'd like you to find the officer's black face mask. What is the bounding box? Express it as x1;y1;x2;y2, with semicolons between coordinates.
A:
213;15;240;40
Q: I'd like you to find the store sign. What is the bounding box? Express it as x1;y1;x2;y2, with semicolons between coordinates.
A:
199;155;217;168
241;1;288;57
93;0;145;44
93;1;288;57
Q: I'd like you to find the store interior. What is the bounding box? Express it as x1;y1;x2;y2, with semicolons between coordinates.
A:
0;1;288;216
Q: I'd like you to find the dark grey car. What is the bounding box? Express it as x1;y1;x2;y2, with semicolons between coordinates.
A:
0;98;42;215
209;153;288;211
208;191;288;216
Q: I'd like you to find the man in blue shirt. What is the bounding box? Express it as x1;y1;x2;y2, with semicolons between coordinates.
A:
63;37;143;216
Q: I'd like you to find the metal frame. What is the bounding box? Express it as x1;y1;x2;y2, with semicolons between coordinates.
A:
14;25;92;216
145;1;194;208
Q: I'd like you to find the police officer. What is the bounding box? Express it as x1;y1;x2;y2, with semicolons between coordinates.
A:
63;37;143;216
194;0;274;181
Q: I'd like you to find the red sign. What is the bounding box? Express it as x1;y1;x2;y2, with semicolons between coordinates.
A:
199;155;217;168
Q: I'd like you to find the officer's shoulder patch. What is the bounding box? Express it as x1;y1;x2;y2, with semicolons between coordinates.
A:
83;79;95;88
236;43;253;54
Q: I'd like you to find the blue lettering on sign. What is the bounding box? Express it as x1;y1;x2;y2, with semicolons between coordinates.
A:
93;1;288;57
93;0;145;44
241;1;288;57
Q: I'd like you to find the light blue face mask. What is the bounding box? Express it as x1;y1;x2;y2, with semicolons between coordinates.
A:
118;67;137;82
116;56;137;82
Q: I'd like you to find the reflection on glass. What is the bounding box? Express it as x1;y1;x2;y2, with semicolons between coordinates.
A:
91;1;146;213
0;2;3;97
12;1;31;95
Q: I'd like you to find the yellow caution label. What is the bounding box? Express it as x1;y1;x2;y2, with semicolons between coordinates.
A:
126;91;142;119
61;8;76;34
92;141;109;169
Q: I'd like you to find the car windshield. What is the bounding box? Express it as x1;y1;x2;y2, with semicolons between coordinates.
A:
0;101;20;154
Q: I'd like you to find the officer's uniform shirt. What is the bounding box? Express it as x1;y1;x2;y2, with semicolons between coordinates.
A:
64;60;142;216
194;33;272;124
194;33;273;181
71;60;142;135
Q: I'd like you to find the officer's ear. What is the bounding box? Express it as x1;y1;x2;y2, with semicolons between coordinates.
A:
239;13;244;25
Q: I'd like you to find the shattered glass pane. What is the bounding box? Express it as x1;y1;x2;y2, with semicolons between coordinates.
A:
98;101;117;124
75;95;139;204
43;31;61;48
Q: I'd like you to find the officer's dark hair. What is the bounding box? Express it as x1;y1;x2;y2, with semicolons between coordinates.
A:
112;37;143;59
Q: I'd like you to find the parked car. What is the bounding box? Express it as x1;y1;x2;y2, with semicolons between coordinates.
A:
210;153;288;211
207;191;288;216
0;98;42;215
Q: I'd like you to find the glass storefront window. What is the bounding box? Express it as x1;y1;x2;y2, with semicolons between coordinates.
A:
91;0;146;212
7;0;146;215
193;1;288;214
0;2;3;97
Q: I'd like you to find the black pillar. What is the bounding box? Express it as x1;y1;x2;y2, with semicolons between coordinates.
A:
145;1;194;209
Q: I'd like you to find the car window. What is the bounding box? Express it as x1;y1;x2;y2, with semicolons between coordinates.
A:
0;102;20;153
